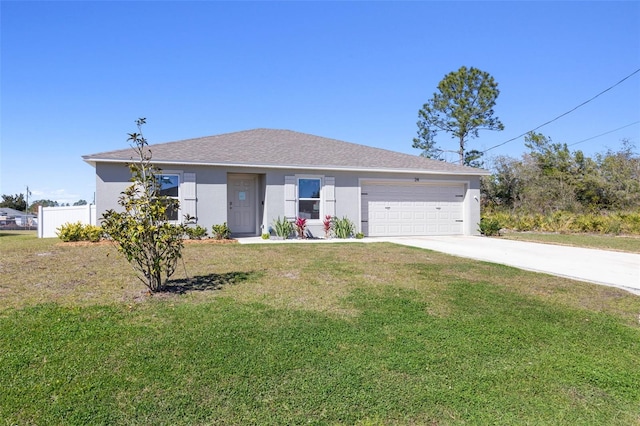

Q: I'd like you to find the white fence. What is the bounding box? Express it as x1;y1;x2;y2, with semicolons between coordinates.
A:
38;205;97;238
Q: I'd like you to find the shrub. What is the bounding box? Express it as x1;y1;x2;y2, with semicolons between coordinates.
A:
272;216;293;239
56;221;85;242
355;232;365;239
261;233;270;240
543;211;575;233
482;210;640;235
294;217;307;239
323;215;332;239
332;216;355;239
184;225;208;240
56;222;103;242
478;217;502;236
618;212;640;234
101;118;187;292
211;223;231;240
83;225;103;242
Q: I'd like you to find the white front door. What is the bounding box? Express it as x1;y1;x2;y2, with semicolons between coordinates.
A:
227;175;256;235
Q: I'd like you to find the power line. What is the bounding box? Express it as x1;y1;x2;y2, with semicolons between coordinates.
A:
482;67;640;154
567;120;640;147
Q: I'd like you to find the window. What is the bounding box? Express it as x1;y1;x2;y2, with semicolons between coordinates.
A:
298;178;321;220
156;174;180;221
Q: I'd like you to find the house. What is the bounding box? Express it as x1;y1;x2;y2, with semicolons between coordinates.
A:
0;207;37;229
82;129;489;237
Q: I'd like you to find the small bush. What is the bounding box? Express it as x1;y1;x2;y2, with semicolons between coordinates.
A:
57;222;85;242
56;222;103;242
619;212;640;234
184;225;208;240
261;233;270;240
83;225;103;242
332;216;355;239
323;215;333;239
355;232;365;239
294;217;307;239
211;223;231;240
543;211;575;233
482;210;640;235
478;217;502;236
272;216;293;239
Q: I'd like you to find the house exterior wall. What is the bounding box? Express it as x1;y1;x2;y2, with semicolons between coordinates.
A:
95;162;133;219
259;169;480;237
94;162;482;237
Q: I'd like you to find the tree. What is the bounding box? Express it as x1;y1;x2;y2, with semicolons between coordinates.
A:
0;193;27;211
73;199;88;206
520;132;580;213
29;199;59;213
481;155;523;211
596;139;640;210
101;118;188;292
30;199;59;207
413;66;504;166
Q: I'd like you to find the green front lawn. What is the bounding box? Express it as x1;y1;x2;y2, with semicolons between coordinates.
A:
1;234;639;424
499;232;640;253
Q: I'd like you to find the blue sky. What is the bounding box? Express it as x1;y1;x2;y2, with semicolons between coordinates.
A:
1;1;639;206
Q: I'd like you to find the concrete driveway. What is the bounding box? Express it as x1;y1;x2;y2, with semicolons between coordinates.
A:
373;236;640;295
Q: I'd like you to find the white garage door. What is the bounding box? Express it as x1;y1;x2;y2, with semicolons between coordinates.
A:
361;182;465;237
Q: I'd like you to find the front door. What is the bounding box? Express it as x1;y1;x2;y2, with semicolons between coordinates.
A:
227;175;256;235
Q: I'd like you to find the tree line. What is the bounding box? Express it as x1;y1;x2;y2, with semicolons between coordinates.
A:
482;132;640;214
0;194;88;212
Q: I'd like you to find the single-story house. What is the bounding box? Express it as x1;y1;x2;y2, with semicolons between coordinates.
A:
82;129;489;237
0;208;37;229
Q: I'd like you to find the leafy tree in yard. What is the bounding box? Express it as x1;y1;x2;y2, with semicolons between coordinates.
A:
101;118;188;292
413;66;504;166
521;132;580;213
483;133;640;215
30;199;59;207
0;193;27;211
596;139;640;210
29;199;60;214
481;155;523;211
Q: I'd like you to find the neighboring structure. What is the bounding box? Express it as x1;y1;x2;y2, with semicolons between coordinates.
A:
83;129;489;237
0;207;37;230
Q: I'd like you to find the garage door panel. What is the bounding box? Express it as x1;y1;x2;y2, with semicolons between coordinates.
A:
362;182;464;237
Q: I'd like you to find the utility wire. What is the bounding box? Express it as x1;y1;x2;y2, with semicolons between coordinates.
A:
567;120;640;147
482;67;640;154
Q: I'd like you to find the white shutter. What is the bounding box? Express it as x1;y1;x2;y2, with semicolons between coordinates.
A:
182;173;197;222
324;176;335;218
284;175;296;219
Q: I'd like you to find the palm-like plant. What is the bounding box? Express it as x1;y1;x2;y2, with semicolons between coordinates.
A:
323;215;332;238
295;217;307;239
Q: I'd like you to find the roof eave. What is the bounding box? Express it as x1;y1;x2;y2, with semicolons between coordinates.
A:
83;157;490;176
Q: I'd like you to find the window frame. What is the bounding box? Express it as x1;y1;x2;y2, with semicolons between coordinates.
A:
155;172;181;222
296;176;323;221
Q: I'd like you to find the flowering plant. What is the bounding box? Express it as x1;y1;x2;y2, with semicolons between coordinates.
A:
294;217;307;239
323;215;333;238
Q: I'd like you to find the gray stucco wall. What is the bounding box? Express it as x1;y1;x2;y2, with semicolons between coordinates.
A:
95;162;132;220
94;162;482;236
259;169;480;237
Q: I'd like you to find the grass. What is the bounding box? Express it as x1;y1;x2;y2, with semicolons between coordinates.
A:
499;232;640;253
2;232;640;424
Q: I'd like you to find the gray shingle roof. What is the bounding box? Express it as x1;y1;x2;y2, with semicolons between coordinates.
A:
83;128;488;175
